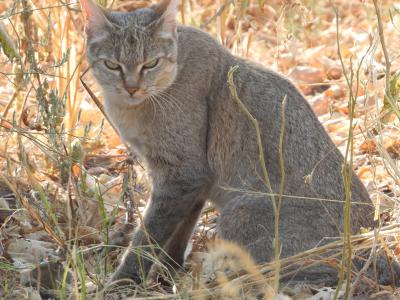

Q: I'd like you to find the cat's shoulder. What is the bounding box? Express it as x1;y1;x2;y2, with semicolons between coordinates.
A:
177;25;207;36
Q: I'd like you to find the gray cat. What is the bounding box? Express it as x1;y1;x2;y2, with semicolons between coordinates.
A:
81;0;394;286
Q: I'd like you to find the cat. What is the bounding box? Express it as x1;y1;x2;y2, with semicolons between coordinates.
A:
81;0;397;287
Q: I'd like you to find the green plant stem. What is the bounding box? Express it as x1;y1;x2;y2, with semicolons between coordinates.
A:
227;65;283;292
274;94;287;290
334;7;369;299
227;66;277;214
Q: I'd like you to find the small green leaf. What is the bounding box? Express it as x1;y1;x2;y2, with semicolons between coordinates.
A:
0;261;17;271
381;72;400;124
0;21;19;61
97;0;107;8
389;71;400;98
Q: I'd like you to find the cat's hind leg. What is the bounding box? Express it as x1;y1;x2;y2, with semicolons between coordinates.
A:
216;195;400;288
216;195;342;285
216;195;275;264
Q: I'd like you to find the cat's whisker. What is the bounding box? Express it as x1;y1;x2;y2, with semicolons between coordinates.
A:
159;92;184;115
151;94;168;121
162;95;183;114
157;94;178;115
147;87;184;116
148;85;183;95
148;95;157;122
153;91;184;116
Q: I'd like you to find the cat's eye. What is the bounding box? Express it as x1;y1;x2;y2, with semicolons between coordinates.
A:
104;60;121;70
143;59;159;69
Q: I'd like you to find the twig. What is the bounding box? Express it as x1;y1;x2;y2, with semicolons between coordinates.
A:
0;2;80;20
80;67;120;135
373;0;400;120
350;228;378;295
201;0;234;28
373;0;392;102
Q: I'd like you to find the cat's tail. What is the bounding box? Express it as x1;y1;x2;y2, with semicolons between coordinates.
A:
216;195;400;290
280;251;400;289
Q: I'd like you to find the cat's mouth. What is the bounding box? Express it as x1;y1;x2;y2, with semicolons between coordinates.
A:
121;88;167;108
123;90;149;107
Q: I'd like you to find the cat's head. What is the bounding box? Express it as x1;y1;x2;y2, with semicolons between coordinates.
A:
81;0;179;107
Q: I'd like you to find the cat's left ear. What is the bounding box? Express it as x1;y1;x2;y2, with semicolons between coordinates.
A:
151;0;179;38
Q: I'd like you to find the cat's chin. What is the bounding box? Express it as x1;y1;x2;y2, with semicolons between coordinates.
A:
118;96;146;107
103;91;147;108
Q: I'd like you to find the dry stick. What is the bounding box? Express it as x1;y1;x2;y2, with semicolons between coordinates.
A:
0;174;65;247
373;0;400;121
371;2;400;182
80;68;163;286
62;53;84;139
219;186;378;207
349;228;378;295
373;0;393;106
79;67;120;135
227;65;281;292
0;2;80;20
201;0;234;29
80;67;139;223
180;0;185;25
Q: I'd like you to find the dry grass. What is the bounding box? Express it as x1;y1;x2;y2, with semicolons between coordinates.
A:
1;0;400;299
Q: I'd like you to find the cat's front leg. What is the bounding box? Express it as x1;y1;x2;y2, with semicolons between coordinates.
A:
163;200;205;266
110;178;211;285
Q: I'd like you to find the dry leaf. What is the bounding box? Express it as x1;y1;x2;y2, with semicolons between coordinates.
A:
360;140;377;155
385;140;400;159
357;165;372;180
310;94;329;116
61;224;102;245
7;239;58;267
324;84;346;99
20;261;72;291
325;119;346;133
289;66;325;84
318;57;343;80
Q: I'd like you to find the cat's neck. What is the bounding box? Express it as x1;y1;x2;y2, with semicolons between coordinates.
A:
175;26;234;94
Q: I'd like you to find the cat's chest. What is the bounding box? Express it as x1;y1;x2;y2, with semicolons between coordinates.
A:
105;102;150;152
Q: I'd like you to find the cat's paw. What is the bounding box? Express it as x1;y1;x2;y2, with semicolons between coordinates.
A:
108;268;142;287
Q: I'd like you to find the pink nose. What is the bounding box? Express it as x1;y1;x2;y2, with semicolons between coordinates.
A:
125;87;139;95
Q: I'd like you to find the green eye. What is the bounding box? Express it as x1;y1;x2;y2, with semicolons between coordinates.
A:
143;58;159;69
104;60;121;70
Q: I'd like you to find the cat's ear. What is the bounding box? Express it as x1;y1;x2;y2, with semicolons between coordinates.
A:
80;0;113;37
151;0;179;38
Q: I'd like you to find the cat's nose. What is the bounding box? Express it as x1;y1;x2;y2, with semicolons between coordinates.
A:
125;86;139;95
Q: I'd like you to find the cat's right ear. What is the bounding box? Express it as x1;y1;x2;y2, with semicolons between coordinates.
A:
151;0;179;38
80;0;113;38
